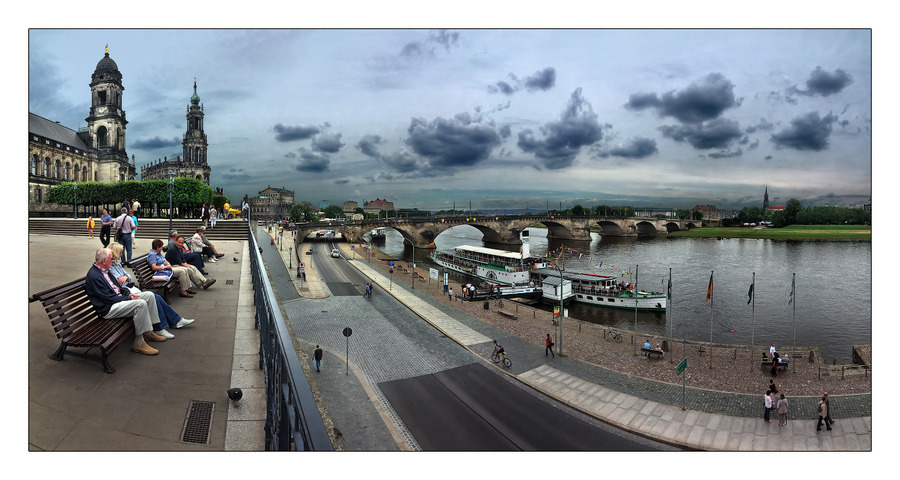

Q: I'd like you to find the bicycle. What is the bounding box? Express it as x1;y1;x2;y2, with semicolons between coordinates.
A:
491;351;512;368
604;328;623;343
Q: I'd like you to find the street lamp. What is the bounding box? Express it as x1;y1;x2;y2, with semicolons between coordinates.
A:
402;237;416;289
551;259;565;356
167;169;175;233
73;182;78;219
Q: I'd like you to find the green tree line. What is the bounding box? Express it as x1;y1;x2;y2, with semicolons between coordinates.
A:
725;198;870;227
46;178;229;217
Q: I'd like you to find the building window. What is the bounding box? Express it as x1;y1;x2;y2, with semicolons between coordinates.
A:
54;160;61;179
31;154;38;176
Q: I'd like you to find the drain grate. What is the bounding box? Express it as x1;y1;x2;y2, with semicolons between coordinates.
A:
181;400;215;444
225;279;234;285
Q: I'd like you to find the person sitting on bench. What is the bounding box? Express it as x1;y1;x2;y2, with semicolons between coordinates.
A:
85;247;165;356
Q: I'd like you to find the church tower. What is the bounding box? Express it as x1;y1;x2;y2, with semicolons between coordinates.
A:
85;45;134;182
763;186;770;210
183;79;211;185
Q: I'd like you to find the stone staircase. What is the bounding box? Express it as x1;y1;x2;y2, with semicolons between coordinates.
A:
28;217;251;242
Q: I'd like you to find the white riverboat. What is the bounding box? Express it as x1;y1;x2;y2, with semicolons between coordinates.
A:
430;245;548;287
531;268;667;312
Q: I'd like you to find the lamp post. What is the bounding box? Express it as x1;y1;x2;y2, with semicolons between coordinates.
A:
167;169;175;233
551;259;565;356
73;182;78;219
402;237;416;289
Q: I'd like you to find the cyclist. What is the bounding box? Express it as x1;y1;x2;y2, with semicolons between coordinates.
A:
493;340;507;360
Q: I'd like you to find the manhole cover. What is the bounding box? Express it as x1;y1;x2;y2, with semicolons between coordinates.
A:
225;279;234;285
181;400;215;444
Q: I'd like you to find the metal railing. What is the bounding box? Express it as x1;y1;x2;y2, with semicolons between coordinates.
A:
249;228;333;451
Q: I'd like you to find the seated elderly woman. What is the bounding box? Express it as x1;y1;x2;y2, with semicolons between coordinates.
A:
108;242;195;338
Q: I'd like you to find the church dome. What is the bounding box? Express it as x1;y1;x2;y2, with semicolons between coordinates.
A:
95;52;120;75
190;80;200;105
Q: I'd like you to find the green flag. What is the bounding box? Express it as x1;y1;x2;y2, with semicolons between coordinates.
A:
747;282;754;304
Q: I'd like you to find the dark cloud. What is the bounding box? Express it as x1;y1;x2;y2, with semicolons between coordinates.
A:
626;73;737;124
658;118;743;149
131;136;181;150
745;118;776;134
489;67;555;95
790;67;853;97
220;168;246;180
598;137;658;159
294;149;330;172
312;132;345;153
524;67;556;91
356;134;385;158
406;112;502;169
707;148;743;159
400;29;459;58
334;179;349;185
274;123;320;142
770;111;836;151
517;88;605;169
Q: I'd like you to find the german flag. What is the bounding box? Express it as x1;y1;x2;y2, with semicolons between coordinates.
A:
705;272;714;302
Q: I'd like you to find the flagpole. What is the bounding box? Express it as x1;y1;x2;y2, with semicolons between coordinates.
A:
668;267;673;363
750;272;755;372
709;270;714;369
792;272;796;373
633;264;639;356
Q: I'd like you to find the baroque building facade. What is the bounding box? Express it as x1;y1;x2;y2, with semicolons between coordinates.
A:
29;47;137;212
141;79;211;184
247;186;295;221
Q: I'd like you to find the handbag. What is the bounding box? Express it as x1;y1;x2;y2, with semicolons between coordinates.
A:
152;268;173;282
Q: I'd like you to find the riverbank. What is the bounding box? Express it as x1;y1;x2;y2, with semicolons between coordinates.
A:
666;224;871;241
353;241;871;397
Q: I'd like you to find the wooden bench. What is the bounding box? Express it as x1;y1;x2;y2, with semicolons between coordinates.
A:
641;347;664;359
497;310;517;320
29;277;135;374
126;253;179;301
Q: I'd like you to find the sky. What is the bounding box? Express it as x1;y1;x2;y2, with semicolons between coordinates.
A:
24;8;875;213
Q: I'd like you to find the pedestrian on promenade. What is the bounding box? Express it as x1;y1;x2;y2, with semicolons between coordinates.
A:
764;389;773;423
448;287;454;302
314;345;323;372
545;334;555;357
768;379;779;394
99;208;113;247
769;343;776;362
87;216;95;238
368;282;374;298
776;393;788;426
364;283;371;298
817;394;832;431
823;392;835;426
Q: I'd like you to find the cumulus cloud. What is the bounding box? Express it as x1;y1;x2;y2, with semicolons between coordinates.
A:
625;73;737;124
489;67;556;95
770;111;836;151
406;112;502;169
356;134;385;158
659;118;743;149
789;67;853;97
400;29;460;58
312;131;344;153
597;137;658;159
274;123;320;142
131;136;181;150
294;149;330;172
517;88;605;169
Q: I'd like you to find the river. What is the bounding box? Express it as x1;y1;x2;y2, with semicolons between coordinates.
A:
371;225;872;363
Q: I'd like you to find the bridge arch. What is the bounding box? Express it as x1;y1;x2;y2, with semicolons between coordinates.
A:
634;220;659;235
594;220;626;236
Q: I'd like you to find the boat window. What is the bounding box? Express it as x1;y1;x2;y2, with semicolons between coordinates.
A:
586;296;593;300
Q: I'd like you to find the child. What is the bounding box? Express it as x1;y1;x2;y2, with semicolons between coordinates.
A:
87;216;95;238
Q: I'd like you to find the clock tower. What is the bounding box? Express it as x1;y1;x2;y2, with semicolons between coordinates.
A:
183;79;210;185
86;45;134;182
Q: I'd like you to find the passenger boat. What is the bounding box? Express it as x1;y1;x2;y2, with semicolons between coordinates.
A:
430;245;548;287
530;268;667;312
369;228;386;244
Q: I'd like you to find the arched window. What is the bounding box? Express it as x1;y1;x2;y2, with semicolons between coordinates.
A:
65;162;71;180
44;157;51;177
97;126;108;147
73;163;79;182
31;154;38;175
54;159;61;179
82;166;88;182
35;188;42;203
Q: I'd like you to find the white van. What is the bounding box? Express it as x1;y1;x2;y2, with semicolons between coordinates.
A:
331;248;341;258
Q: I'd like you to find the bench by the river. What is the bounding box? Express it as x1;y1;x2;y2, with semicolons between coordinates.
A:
29;277;135;374
641;347;664;359
497;310;517;320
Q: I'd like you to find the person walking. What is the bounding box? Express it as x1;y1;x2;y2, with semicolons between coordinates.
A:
764;389;773;423
86;216;95;239
99;208;113;247
113;207;136;262
776;393;788;426
823;392;835;426
545;334;555;357
817;394;832;431
314;345;323;372
448;287;454;302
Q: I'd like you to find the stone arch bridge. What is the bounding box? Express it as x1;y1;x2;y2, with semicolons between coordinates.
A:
296;215;698;249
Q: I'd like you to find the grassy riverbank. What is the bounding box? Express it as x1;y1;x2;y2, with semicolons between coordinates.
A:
667;224;871;241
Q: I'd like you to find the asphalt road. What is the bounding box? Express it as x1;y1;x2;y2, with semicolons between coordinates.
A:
308;236;665;451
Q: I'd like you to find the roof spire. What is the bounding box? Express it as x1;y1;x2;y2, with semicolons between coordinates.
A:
105;44;109;55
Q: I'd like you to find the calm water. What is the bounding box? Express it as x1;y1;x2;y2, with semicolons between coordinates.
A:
371;226;872;363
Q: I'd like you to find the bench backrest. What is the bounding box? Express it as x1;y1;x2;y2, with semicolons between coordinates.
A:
30;277;100;339
125;254;154;283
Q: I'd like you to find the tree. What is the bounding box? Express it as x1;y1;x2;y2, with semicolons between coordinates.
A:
572;204;585;216
783;198;803;226
323;204;344;219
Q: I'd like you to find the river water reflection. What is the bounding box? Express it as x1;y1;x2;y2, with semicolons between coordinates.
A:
374;226;871;363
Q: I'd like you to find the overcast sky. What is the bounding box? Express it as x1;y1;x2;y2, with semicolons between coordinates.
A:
26;20;873;211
